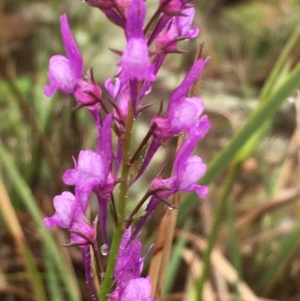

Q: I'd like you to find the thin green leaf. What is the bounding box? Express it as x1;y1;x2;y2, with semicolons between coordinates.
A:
0;141;81;301
163;221;191;298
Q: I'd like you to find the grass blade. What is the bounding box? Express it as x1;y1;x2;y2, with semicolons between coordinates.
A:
0;141;81;301
0;179;48;301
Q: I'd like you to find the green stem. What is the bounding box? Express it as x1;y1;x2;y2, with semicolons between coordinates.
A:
99;104;134;301
197;163;239;301
260;24;300;102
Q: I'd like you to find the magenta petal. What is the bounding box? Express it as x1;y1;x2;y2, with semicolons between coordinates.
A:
121;277;153;301
80;245;97;301
105;77;121;99
63;169;79;186
98;114;113;176
60;13;83;79
179;156;206;190
115;227;143;283
126;0;146;40
174;116;211;175
169;58;209;110
44;81;57;97
74;79;102;106
44;191;76;229
77;150;105;183
46;55;77;94
169;97;204;133
95;191;108;244
192;184;208;198
119;38;155;82
119;0;155;82
176;7;199;38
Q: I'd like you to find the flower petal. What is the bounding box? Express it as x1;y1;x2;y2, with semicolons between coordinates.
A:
45;55;77;95
120;277;153;301
60;13;83;79
44;191;76;229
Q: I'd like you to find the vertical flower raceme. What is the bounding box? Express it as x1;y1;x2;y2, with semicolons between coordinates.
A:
43;1;210;300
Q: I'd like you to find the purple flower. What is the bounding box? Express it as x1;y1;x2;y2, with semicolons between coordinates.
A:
44;191;96;245
159;0;192;16
151;154;208;198
105;77;129;130
132;58;209;182
74;73;103;109
44;14;103;112
115;0;132;17
108;227;153;301
85;0;125;28
44;14;83;97
114;227;144;283
87;0;114;9
119;277;153;301
44;191;98;300
152;96;205;140
63;150;106;193
152;58;209;140
155;7;199;53
118;0;155;82
130;120;210;241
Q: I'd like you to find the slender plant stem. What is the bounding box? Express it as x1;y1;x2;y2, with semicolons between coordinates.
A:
99;103;134;301
92;244;104;284
144;7;161;36
129;127;153;165
197;163;239;301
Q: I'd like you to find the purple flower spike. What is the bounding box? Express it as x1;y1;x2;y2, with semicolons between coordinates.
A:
44;14;83;97
118;0;155;82
63;150;106;193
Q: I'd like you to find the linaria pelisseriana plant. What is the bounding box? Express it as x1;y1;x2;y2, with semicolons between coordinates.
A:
43;0;210;300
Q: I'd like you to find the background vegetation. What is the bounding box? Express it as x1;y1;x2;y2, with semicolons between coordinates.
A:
1;0;300;300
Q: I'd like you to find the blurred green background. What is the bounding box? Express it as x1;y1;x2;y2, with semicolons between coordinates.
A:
1;0;300;300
